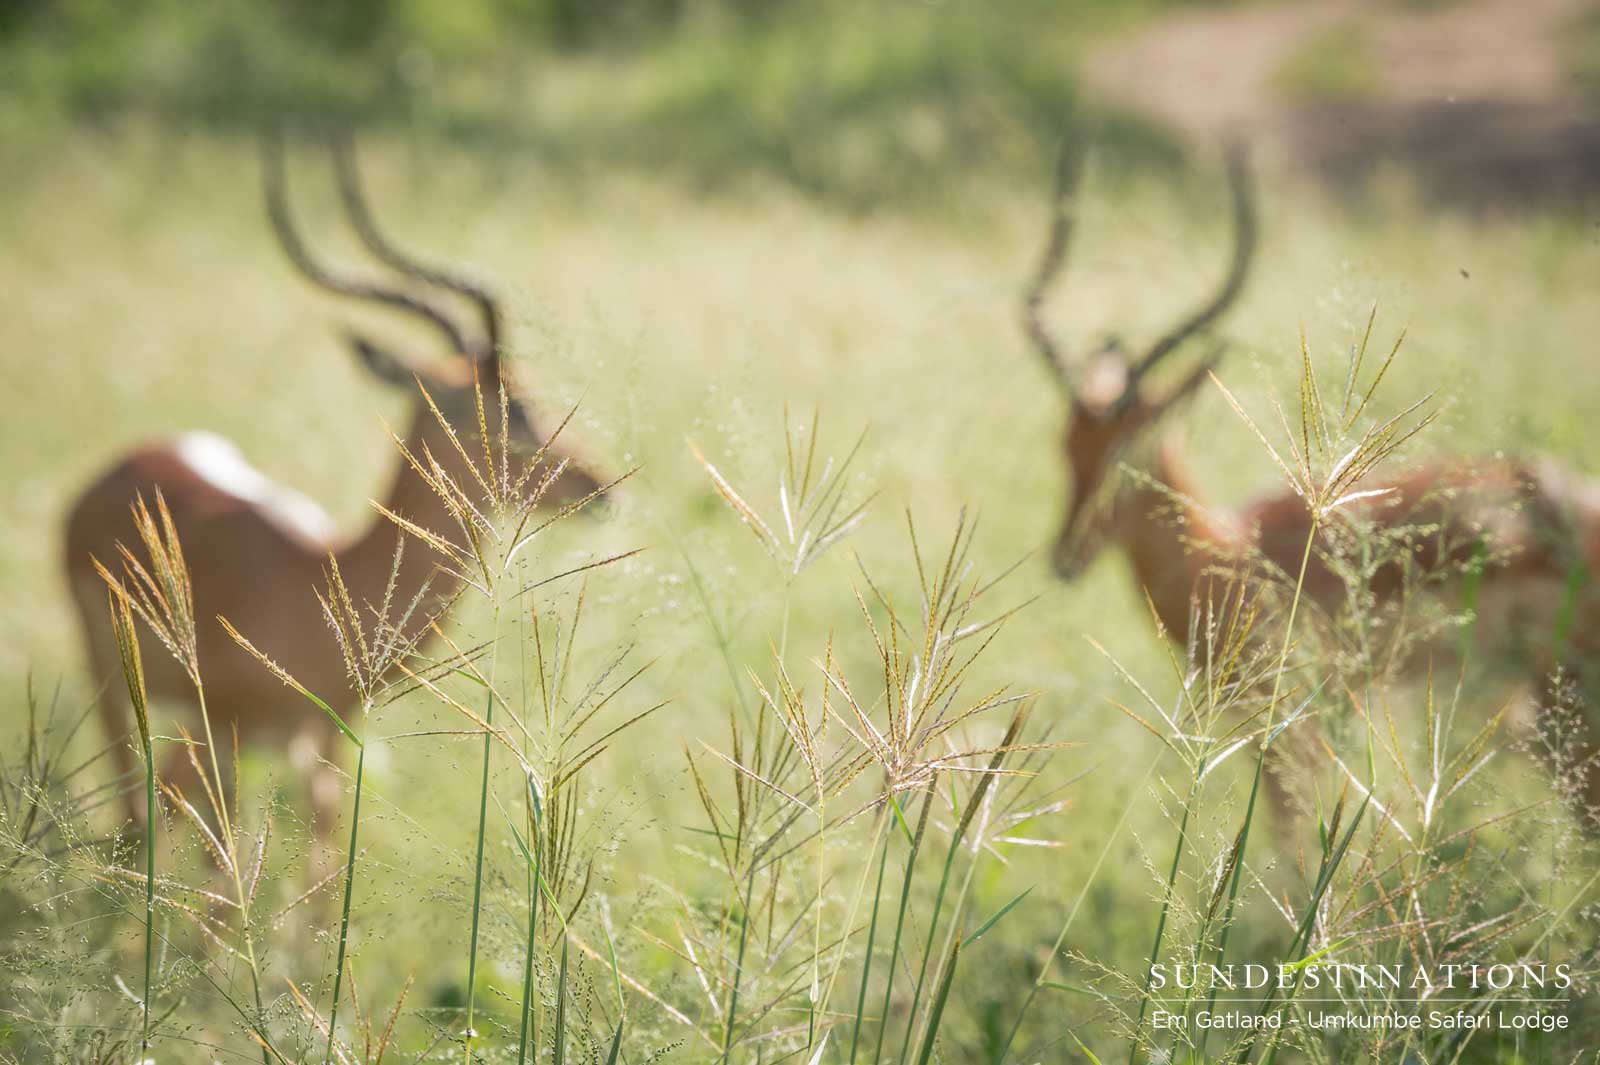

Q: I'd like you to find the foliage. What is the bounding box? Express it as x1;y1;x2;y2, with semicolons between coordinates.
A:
4;344;1599;1060
3;24;1600;1050
0;0;1183;206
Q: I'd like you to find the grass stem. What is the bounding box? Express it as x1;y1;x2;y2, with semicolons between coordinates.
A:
464;686;495;1060
1200;515;1319;1057
140;734;155;1058
1126;766;1203;1064
848;820;893;1063
464;602;504;1064
323;740;366;1064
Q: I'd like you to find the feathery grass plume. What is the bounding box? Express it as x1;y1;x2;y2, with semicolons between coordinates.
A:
228;541;453;1063
1072;636;1518;1063
366;370;638;1063
1195;324;1438;1047
95;493;231;832
1053;335;1594;1064
227;533;485;1059
675;404;880;1029
214;368;631;1062
94;491;199;685
380;367;636;600
96;489;277;1060
668;515;1067;1062
691;408;874;579
1209;320;1438;524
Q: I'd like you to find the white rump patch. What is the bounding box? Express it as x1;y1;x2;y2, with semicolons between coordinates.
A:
174;432;338;543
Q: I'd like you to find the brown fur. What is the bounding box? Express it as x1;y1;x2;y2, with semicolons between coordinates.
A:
66;383;603;828
1059;410;1600;816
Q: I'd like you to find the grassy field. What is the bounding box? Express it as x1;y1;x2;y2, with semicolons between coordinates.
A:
3;90;1600;1063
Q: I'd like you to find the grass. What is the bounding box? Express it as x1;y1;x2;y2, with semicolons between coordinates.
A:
1567;4;1600;103
1274;22;1380;105
0;0;1177;209
1;114;1600;1061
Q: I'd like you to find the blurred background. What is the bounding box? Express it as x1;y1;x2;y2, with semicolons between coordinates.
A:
4;0;1600;201
6;0;1600;684
3;0;1600;1059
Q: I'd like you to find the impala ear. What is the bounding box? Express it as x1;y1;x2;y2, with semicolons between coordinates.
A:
344;331;415;388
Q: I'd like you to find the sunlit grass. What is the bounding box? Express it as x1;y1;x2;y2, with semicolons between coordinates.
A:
2;125;1599;1060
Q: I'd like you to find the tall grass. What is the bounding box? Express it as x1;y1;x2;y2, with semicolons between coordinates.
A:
670;441;1069;1060
105;589;155;1058
1027;339;1600;1065
224;543;446;1064
2;333;1597;1064
97;492;278;1062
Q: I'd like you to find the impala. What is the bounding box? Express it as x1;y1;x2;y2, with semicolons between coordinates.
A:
1023;143;1600;812
66;135;606;825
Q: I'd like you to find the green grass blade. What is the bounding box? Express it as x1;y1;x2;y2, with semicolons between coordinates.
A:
515;792;543;1064
913;938;960;1065
887;792;914;847
604;1019;623;1065
554;937;569;1065
1126;772;1201;1065
141;738;156;1059
1068;1030;1104;1064
896;828;961;1065
323;743;366;1065
996;753;1156;1065
849;827;892;1063
464;685;495;1063
961;885;1032;948
872;789;932;1065
901;711;1028;1064
1201;517;1321;1059
516;885;540;1063
719;865;756;1063
602;907;624;1015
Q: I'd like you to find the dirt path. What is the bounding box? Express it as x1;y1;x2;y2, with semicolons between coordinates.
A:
1086;0;1600;205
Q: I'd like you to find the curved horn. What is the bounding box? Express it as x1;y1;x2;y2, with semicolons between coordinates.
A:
329;132;503;360
262;129;470;355
1021;140;1087;398
1125;139;1256;392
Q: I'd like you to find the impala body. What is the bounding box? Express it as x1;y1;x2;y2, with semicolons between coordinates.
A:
1063;418;1600;661
65;136;604;823
1024;143;1600;811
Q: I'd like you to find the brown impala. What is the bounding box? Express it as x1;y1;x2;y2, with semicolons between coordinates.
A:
1024;143;1600;814
65;135;606;824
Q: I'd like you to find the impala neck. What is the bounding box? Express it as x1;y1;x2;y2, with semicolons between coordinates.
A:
333;403;476;646
1112;438;1240;644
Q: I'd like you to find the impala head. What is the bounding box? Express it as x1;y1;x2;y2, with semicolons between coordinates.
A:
1023;141;1256;579
263;130;605;506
